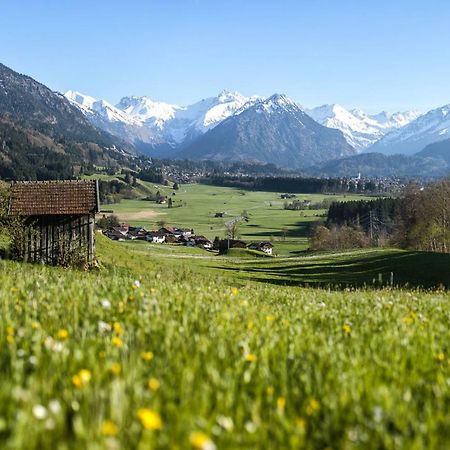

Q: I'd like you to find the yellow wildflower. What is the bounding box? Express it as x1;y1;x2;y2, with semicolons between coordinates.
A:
403;312;417;325
148;377;161;391
342;324;352;334
6;326;14;335
247;321;254;330
101;420;119;436
245;353;257;362
231;287;239;296
56;329;69;340
31;321;40;330
141;351;154;361
137;408;162;430
6;334;15;344
72;369;91;388
110;362;122;375
266;315;275;321
306;398;320;415
190;431;216;450
266;386;274;396
296;417;306;431
277;397;286;412
113;322;124;336
436;352;445;362
112;336;123;348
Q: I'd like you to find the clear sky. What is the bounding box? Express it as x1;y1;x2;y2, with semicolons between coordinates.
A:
1;0;449;113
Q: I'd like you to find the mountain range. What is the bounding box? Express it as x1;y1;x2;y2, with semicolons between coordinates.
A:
1;61;450;179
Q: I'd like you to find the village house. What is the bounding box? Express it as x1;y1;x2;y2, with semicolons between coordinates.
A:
8;180;99;265
247;241;274;255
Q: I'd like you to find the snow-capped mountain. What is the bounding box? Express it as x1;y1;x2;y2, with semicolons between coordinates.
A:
164;90;262;144
306;104;419;151
369;104;450;155
65;91;159;149
180;94;356;168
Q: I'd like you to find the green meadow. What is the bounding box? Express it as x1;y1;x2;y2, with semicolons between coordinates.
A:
1;235;450;449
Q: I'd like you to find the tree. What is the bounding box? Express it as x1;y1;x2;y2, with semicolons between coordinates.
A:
168;198;173;208
96;214;120;230
225;219;241;240
173;182;179;190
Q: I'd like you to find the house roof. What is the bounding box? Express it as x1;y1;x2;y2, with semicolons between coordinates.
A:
9;180;99;216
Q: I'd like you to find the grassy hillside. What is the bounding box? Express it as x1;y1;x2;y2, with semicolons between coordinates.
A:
1;238;449;449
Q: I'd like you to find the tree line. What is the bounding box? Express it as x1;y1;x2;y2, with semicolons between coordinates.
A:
311;180;450;253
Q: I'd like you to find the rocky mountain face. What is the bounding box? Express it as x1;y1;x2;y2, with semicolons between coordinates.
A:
0;63;130;180
179;94;356;169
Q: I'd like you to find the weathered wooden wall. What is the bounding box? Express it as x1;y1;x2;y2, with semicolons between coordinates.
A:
21;214;95;265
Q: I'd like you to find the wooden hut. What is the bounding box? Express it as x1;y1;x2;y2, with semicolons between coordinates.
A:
8;180;99;265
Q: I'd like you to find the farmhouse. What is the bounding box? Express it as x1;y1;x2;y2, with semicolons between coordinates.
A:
8;180;99;265
247;241;274;255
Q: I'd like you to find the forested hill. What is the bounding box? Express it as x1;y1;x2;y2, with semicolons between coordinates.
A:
0;63;131;180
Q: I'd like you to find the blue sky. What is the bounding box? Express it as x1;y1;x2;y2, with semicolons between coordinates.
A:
1;0;449;112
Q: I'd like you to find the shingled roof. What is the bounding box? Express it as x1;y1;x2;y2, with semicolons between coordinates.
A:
9;180;99;216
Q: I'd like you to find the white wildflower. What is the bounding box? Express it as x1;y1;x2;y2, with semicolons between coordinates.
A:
32;404;48;420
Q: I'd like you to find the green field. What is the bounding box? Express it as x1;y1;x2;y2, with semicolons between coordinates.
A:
95;179;373;255
1;236;450;449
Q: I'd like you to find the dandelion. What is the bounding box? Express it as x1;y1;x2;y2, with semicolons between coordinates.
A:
141;351;154;361
436;352;445;362
72;369;91;388
295;417;306;431
266;315;275;321
247;321;254;330
403;312;417;325
190;431;216;450
32;404;48;420
110;362;122;375
306;398;320;415
31;321;40;330
101;420;119;436
148;377;161;391
112;336;123;348
342;323;352;334
231;287;239;296
113;322;124;336
137;408;162;430
277;397;286;412
56;329;69;340
245;353;257;362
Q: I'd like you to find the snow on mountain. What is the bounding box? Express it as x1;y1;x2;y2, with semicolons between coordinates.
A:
180;93;356;168
65;91;159;148
369;104;450;155
65;91;140;126
306;104;420;151
162;90;261;144
116;96;181;130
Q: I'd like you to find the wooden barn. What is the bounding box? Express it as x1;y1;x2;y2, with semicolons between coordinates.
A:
8;180;100;265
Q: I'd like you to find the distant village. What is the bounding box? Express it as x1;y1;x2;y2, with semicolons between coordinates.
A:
103;224;274;255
